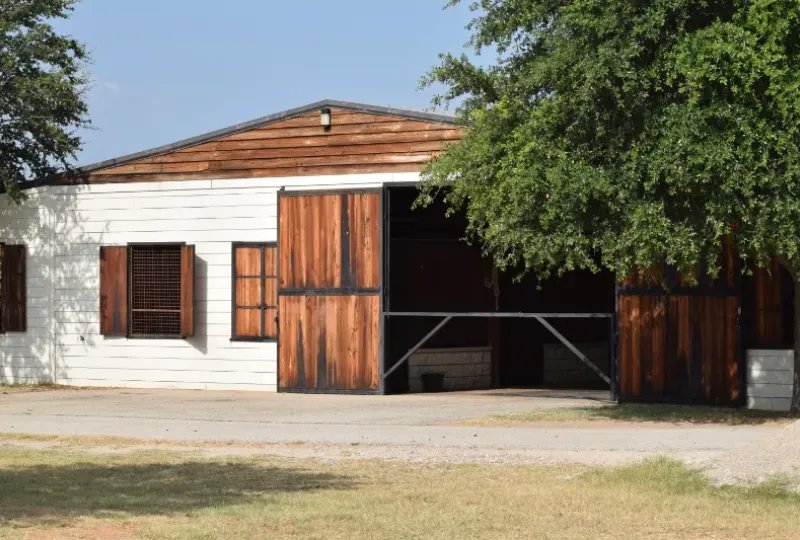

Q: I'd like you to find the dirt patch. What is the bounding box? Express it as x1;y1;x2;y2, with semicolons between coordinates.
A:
0;384;106;395
0;438;708;467
463;404;792;427
703;420;800;487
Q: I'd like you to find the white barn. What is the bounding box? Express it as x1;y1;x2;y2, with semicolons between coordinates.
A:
0;100;461;392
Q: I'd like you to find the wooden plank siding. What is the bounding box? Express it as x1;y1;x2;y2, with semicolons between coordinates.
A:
71;109;461;184
618;252;741;406
620;295;739;405
278;191;382;393
278;295;380;391
753;259;783;347
344;192;380;289
278;194;343;290
278;192;380;292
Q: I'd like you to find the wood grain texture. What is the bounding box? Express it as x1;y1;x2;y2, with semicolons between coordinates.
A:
277;190;381;392
279;192;379;291
278;295;379;391
264;247;277;277
265;308;278;339
264;246;278;312
753;259;783;347
344;193;380;289
235;247;262;276
1;245;26;333
99;246;128;337
180;245;195;338
69;108;463;184
233;245;278;340
279;194;342;290
236;278;261;307
235;308;261;338
618;292;740;406
234;247;262;339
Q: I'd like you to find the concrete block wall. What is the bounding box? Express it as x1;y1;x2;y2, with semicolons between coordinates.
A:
747;350;794;412
543;343;609;385
408;347;492;393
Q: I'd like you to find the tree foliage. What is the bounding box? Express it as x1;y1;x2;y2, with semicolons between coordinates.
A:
422;0;800;281
0;0;88;201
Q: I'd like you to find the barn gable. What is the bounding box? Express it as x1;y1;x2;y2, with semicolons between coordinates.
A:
64;100;461;184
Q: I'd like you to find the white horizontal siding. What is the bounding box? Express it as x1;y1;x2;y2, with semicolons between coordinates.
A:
62;204;277;222
0;171;417;391
0;193;53;385
51;177;280;390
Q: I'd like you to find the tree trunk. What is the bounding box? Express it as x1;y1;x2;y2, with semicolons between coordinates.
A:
793;269;800;416
777;257;800;417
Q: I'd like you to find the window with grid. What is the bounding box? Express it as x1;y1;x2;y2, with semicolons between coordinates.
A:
233;243;277;340
130;245;183;337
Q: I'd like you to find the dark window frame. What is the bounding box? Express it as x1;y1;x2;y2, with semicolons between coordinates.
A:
127;242;187;340
231;242;278;343
0;241;4;334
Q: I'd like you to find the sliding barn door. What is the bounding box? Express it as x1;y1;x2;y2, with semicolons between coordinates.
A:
278;191;381;393
618;249;742;406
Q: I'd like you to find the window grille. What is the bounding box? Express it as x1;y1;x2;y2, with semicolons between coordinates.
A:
130;245;182;337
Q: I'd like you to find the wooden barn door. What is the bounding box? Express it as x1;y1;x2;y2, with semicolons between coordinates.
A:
618;249;742;406
278;190;381;393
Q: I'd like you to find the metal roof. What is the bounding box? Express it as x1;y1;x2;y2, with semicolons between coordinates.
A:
76;99;457;174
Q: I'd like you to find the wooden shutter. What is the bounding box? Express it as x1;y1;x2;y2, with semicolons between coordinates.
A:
1;245;26;332
180;245;195;338
99;246;128;336
233;244;278;340
234;246;263;339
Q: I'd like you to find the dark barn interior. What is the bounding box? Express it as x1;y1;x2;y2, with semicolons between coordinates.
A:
741;260;796;350
383;186;616;395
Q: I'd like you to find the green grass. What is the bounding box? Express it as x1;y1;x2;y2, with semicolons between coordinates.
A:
466;403;792;426
0;440;799;539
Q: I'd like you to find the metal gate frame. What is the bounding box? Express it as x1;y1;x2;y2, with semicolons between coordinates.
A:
382;312;617;396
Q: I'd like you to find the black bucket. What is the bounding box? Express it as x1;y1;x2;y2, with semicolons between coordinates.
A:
421;372;446;393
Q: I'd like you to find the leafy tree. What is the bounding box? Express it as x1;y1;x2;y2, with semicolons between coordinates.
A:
422;0;800;413
0;0;89;201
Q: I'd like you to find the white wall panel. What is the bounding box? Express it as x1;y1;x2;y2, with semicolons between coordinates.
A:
0;193;53;384
0;172;403;391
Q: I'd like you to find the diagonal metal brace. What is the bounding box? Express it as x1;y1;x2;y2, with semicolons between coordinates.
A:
534;316;612;386
382;316;453;381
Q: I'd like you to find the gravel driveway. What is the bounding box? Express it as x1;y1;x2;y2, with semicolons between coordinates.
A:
0;388;781;466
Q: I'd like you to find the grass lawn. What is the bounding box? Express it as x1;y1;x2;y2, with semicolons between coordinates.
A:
465;403;792;426
0;439;798;539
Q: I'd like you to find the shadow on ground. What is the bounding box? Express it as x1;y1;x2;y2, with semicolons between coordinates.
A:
0;459;355;527
479;389;612;402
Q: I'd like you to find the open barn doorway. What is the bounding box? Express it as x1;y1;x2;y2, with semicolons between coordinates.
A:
741;260;796;351
382;186;617;397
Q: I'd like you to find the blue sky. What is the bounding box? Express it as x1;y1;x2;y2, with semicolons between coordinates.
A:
54;0;475;166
